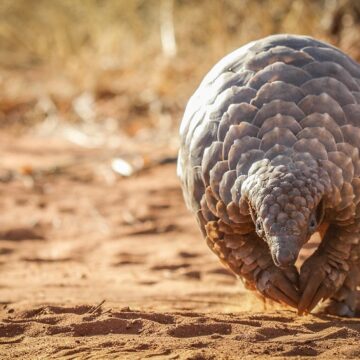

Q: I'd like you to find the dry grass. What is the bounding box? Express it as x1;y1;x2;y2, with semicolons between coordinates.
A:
0;0;359;133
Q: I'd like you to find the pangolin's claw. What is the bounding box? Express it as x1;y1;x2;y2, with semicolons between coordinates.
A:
298;254;347;315
257;266;299;309
307;285;330;313
298;279;329;315
266;285;298;308
277;269;300;304
298;269;324;315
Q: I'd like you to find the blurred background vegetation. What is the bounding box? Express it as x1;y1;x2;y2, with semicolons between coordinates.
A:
0;0;359;137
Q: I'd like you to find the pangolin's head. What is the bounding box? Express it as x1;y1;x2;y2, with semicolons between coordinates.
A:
242;155;330;268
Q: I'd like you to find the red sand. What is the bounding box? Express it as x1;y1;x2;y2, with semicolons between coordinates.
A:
0;135;359;359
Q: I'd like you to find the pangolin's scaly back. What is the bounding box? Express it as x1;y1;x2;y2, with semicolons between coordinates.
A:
178;34;360;235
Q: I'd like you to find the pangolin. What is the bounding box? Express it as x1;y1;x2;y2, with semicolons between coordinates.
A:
178;34;360;317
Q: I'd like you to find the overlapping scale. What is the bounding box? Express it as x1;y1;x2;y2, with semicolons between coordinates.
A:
189;120;218;167
299;113;344;142
298;93;347;125
258;115;302;137
228;137;261;169
328;151;354;183
206;71;254;104
260;127;297;151
353;92;360;103
341;125;360;148
336;143;360;176
302;61;359;92
293;138;328;160
206;87;256;123
251;81;304;108
301;77;356;106
219;170;237;204
296;127;337;152
320;159;344;192
343;104;360;127
236;149;265;176
352;178;360;205
217;103;258;141
244;45;314;71
201;141;223;185
302;46;360;78
223;123;259;158
209;160;229;200
264;145;293;161
252;99;305;126
248;62;311;89
200;196;216;222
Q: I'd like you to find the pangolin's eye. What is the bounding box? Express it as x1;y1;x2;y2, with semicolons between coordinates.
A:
308;213;317;233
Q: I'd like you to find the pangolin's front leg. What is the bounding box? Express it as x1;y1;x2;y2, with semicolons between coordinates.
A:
205;219;299;308
298;225;358;314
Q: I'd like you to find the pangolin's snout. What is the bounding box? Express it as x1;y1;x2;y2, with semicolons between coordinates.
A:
272;248;296;267
269;236;300;268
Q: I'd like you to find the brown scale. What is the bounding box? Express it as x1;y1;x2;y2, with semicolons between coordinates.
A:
178;34;360;317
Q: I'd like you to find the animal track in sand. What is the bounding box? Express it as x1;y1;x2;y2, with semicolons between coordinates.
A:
20;257;73;263
211;317;262;327
168;323;232;338
112;310;176;325
0;226;45;241
112;252;147;266
256;326;307;340
151;263;191;271
19;305;93;317
302;316;360;332
178;251;200;259
126;222;178;236
271;327;357;344
70;318;144;336
0;248;14;255
248;314;293;322
281;346;319;357
0;323;25;337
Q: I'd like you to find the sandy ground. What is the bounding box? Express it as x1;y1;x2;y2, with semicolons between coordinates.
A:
0;134;360;359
